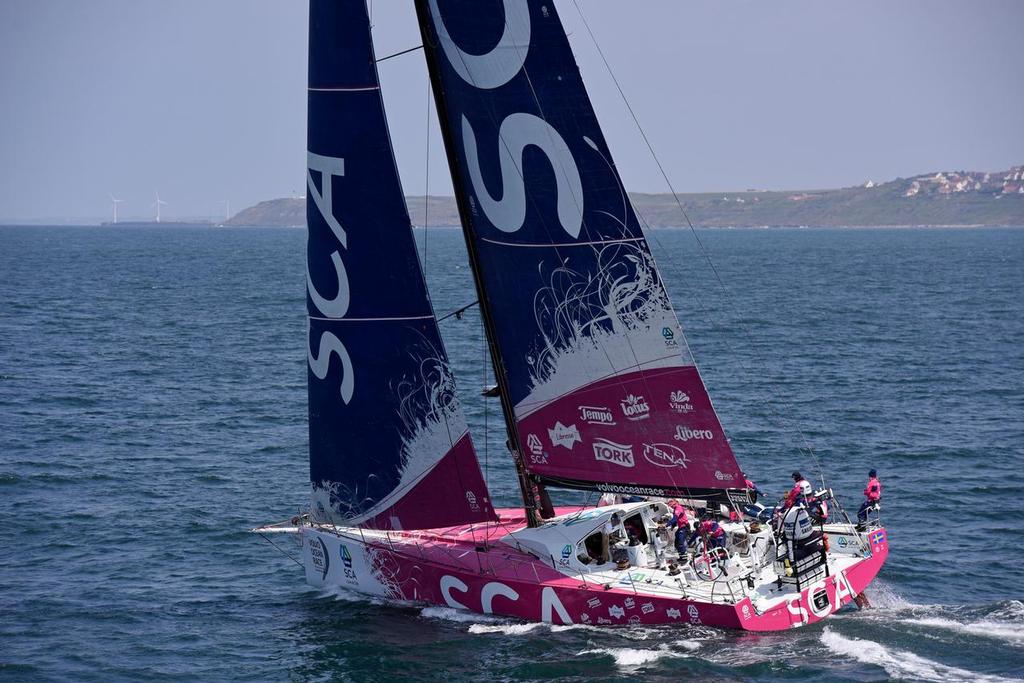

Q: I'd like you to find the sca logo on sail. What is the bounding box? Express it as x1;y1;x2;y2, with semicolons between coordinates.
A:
620;394;650;421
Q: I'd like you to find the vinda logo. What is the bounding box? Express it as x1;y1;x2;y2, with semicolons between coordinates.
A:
592;439;635;468
643;443;689;469
620;394;650;421
669;390;693;414
578;405;615;426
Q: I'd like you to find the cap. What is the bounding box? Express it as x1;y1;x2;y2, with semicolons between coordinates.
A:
868;469;877;478
792;471;803;481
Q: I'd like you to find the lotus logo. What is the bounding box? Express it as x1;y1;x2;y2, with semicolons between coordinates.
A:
578;405;615;425
620;394;650;421
526;433;543;456
593;439;635;467
643;443;689;469
548;422;581;450
674;425;713;442
669;390;694;413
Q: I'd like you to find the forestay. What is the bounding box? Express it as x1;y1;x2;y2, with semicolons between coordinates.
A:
416;0;743;499
306;0;495;529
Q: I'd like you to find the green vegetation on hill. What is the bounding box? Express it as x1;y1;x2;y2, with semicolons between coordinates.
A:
226;166;1024;228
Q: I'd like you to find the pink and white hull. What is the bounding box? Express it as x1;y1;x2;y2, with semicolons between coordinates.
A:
272;502;888;632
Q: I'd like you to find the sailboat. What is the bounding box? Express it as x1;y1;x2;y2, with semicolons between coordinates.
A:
255;0;888;631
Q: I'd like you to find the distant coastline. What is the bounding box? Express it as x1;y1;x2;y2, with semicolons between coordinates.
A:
224;165;1024;229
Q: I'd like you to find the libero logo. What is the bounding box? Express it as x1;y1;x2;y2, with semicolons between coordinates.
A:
643;443;689;469
592;439;635;467
578;405;615;426
620;394;650;421
674;425;714;442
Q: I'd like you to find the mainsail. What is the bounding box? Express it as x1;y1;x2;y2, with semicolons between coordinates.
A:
306;0;495;529
416;0;743;500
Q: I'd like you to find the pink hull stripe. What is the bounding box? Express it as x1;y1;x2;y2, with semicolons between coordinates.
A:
516;367;743;490
307;508;888;631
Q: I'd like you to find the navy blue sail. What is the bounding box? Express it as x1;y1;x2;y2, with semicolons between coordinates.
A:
306;0;495;529
415;0;744;501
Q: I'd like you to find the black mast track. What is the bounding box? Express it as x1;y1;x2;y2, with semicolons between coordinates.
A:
413;0;538;528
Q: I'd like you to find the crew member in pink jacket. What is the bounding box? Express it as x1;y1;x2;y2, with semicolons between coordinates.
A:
857;469;882;526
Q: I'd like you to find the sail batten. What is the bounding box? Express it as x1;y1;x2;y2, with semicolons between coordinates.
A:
306;0;495;530
416;0;744;500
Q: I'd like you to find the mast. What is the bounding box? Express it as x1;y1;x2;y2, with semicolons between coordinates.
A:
414;5;540;527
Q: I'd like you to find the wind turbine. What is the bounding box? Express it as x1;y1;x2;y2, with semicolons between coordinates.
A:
152;192;168;223
109;194;124;224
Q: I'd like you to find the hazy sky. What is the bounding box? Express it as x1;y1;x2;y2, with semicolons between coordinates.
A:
1;1;1021;222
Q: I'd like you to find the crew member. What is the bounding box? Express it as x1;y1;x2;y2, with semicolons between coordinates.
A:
666;500;690;555
784;471;811;509
742;471;762;504
689;512;727;551
601;512;622;562
806;490;829;525
857;469;882;526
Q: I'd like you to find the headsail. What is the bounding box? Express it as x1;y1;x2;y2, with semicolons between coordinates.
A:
306;0;495;529
415;0;743;500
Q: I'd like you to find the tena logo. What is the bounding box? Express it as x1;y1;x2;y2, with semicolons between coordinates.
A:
669;390;694;414
643;443;689;469
592;439;635;468
526;433;543;456
578;405;615;426
674;425;714;442
620;394;650;421
548;422;581;450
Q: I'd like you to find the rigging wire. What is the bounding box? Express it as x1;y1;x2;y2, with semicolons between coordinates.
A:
569;0;829;489
375;44;423;64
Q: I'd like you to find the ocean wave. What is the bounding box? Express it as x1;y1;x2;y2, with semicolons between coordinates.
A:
821;627;1013;682
577;645;689;668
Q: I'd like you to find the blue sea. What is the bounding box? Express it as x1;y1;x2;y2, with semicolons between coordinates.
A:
1;225;1022;681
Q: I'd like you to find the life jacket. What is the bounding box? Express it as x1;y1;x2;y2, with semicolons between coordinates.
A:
785;480;809;507
864;477;882;502
671;504;689;526
744;478;756;490
701;520;725;539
